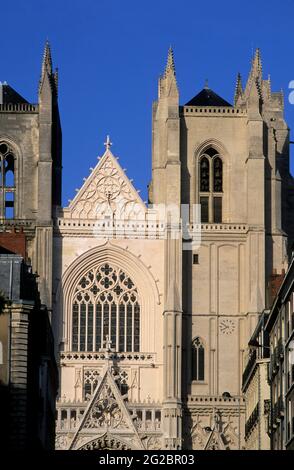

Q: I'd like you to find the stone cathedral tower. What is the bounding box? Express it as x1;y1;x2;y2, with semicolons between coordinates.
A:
150;48;294;449
2;44;294;450
0;42;61;308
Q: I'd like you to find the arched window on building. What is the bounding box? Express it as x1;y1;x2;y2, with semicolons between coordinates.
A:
0;142;15;219
71;263;140;353
192;337;205;381
199;147;223;223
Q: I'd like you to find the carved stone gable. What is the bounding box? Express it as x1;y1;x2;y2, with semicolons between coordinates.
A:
67;149;146;219
83;380;127;429
204;428;226;450
69;366;143;450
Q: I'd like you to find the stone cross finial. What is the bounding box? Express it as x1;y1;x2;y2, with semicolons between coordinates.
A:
213;409;223;433
104;135;112;151
103;335;113;352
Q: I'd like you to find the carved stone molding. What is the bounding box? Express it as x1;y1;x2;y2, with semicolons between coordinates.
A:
67;150;146;220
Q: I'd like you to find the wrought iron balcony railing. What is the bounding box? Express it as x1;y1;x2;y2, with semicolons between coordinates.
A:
242;349;257;388
245;403;259;438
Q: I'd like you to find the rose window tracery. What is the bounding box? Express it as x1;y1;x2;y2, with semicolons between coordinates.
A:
84;384;123;429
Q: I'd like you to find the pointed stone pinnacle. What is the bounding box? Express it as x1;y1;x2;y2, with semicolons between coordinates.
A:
265;74;271;98
42;40;53;74
39;40;54;94
165;46;176;77
252;48;262;79
234;72;243;104
236;72;242;89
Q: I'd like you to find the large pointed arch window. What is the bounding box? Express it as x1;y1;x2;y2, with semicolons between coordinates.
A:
192;337;205;381
199;147;223;223
71;263;140;352
0;142;15;219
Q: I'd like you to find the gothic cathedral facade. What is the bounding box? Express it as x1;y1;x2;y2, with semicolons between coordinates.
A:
1;44;293;450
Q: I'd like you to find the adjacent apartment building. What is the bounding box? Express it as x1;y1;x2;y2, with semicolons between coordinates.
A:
242;312;270;449
265;253;294;450
0;247;58;449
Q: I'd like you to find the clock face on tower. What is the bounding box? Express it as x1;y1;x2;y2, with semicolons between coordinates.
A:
219;319;235;335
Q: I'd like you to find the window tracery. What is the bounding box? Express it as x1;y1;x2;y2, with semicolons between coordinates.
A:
199;147;223;223
84;369;100;399
72;263;140;353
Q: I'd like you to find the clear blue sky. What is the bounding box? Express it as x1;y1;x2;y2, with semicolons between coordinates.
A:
1;0;294;204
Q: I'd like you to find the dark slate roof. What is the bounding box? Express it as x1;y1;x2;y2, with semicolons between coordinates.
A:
0;83;28;104
185;88;232;107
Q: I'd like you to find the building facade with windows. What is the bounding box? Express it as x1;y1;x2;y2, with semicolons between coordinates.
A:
0;43;294;450
266;253;294;450
0;253;58;449
242;312;271;450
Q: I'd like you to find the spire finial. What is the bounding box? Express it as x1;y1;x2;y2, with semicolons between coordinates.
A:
42;39;52;75
39;40;55;95
234;72;243;105
104;135;112;151
251;47;262;79
165;46;176;77
204;78;209;89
